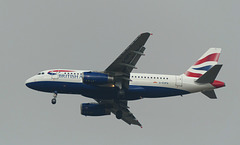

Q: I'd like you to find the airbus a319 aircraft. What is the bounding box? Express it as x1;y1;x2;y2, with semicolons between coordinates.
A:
26;32;225;127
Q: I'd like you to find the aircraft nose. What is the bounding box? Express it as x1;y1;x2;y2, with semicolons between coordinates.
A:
25;77;35;88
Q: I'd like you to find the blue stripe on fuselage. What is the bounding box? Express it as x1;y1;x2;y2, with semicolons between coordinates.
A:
26;81;190;100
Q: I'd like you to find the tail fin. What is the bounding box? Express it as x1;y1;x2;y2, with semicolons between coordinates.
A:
184;48;221;78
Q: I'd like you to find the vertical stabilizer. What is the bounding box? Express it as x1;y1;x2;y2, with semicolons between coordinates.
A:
184;48;221;78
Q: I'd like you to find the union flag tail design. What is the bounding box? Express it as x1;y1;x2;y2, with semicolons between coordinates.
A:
184;48;222;78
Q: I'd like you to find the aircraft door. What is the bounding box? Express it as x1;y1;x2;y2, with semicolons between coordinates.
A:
175;75;183;87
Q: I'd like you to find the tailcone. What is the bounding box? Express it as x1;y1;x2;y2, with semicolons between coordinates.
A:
211;80;225;88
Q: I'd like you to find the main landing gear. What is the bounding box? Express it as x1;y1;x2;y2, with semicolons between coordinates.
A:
51;91;57;104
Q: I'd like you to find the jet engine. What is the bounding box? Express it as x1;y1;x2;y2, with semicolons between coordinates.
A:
82;72;114;85
81;103;111;116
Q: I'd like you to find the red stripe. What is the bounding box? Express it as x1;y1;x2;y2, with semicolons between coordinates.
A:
211;80;225;88
185;71;203;78
194;53;220;65
52;70;74;72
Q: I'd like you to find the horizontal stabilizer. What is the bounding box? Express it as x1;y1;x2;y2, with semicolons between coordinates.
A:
196;64;222;83
202;90;217;99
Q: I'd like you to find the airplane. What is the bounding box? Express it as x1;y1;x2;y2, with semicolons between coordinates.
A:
25;32;225;128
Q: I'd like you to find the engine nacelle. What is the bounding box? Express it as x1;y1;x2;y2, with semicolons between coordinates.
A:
82;72;113;85
81;103;111;116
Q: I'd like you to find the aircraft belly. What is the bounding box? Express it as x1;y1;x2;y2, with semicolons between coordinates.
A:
139;85;190;98
26;81;84;94
27;81;190;100
127;85;190;98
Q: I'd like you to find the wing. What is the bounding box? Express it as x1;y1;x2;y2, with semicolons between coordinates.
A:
105;32;151;89
95;33;151;127
96;100;142;127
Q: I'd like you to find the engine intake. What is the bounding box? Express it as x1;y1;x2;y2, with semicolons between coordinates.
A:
81;103;111;116
82;72;113;85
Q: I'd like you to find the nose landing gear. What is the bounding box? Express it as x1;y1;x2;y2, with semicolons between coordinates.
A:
51;91;57;104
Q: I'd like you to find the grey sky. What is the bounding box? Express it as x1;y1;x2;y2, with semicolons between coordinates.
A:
0;0;239;145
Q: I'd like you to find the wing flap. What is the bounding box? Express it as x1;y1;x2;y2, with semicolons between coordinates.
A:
96;100;142;127
105;32;150;74
111;107;142;127
105;32;150;89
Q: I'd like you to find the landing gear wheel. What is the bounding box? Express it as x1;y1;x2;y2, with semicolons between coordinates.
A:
51;91;57;105
51;98;56;104
116;110;123;119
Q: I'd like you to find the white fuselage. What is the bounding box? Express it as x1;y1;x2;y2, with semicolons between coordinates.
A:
26;69;216;100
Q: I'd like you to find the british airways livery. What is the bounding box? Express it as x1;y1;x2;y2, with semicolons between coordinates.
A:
25;32;225;127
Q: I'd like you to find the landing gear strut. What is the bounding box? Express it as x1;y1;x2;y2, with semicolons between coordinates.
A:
51;91;57;104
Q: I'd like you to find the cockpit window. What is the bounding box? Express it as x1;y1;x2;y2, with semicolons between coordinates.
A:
37;72;44;75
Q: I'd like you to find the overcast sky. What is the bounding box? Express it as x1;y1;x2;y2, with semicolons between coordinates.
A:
1;1;239;145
